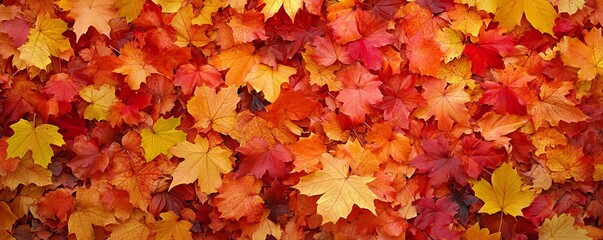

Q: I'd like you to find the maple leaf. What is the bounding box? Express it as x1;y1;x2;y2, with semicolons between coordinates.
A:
66;0;119;40
151;211;193;240
286;134;327;173
242;211;283;240
243;64;296;103
187;85;238;134
113;42;159;90
528;80;589;129
346;11;396;70
539;214;590;240
448;5;482;37
171;4;210;47
260;0;302;20
144;75;177;118
463;29;514;76
554;0;585;14
67;136;109;179
545;145;593;183
237;137;293;179
406;33;444;76
151;0;184;13
414;197;461;240
37;189;75;228
414;79;470;130
436;28;465;63
107;211;152;240
0;155;52;191
335;62;383;123
411;135;467;186
302;52;342;91
209;44;260;86
6;119;65;167
79;84;117;121
114;0;145;22
169;136;233;193
437;58;476;89
141;117;186;161
174;64;222;96
293;153;378;224
559;28;603;81
464;224;501;240
17;14;71;70
68;184;118;240
42;73;80;102
494;0;557;34
308;35;353;67
479;66;536;115
477;112;528;147
472;162;535;217
377;73;425;129
227;10;268;44
365;122;411;163
214;174;265;222
108;143;162;210
340;139;380;176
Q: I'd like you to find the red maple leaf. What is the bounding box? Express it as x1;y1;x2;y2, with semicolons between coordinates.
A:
414;197;461;239
463;29;514;76
410;135;467;186
236;137;293;179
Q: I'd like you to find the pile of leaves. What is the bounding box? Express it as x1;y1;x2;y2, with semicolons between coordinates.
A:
1;0;603;239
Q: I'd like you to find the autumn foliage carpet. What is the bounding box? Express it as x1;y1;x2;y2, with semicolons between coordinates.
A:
1;0;603;239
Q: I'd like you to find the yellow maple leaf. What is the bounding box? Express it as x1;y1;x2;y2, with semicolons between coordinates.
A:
151;211;193;240
448;5;483;37
559;28;603;81
17;14;71;70
435;27;465;63
209;44;260;86
460;0;496;13
171;4;211;47
191;0;224;25
114;0;144;22
437;58;476;89
151;0;183;13
471;162;535;217
494;0;557;34
107;211;152;240
79;84;117;121
187;85;238;134
141;117;186;161
66;0;119;40
554;0;585;14
464;224;501;240
113;42;159;90
6;119;65;167
528;80;589;129
293;153;378;223
242;211;283;240
302;51;342;91
539;214;590;240
259;0;302;20
243;64;296;102
68;184;118;240
169;136;233;193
